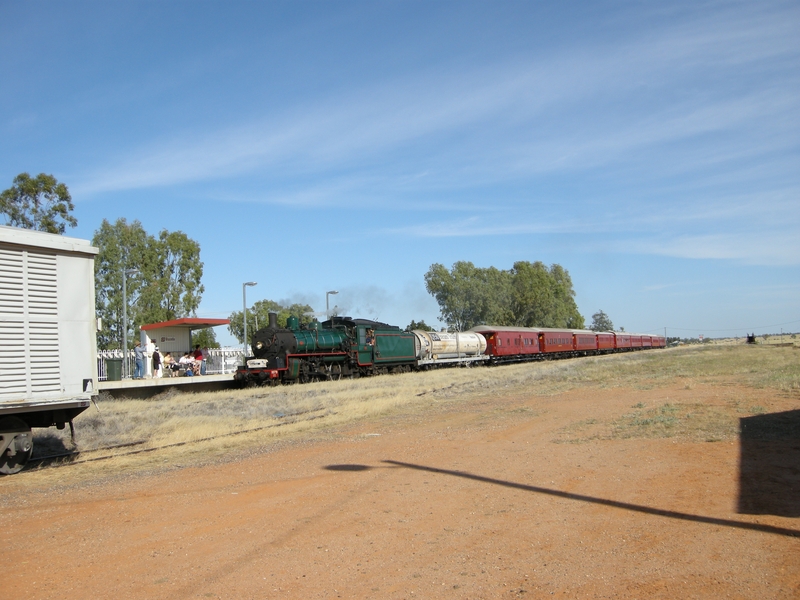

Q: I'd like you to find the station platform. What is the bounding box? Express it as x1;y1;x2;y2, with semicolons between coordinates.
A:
98;373;237;399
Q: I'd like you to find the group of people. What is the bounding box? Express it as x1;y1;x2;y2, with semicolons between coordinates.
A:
133;342;209;378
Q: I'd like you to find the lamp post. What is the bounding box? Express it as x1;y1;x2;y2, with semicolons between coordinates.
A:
122;268;140;379
326;290;339;320
242;281;257;359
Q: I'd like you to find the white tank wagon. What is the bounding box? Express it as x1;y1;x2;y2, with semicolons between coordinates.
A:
0;226;99;474
412;330;488;366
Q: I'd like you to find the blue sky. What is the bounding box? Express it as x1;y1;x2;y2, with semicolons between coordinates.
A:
2;1;798;345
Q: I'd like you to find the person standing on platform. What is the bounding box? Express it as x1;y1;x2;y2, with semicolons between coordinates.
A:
193;344;204;375
133;341;144;379
152;346;162;378
201;346;209;375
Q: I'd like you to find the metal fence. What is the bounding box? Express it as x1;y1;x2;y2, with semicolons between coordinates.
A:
97;348;245;381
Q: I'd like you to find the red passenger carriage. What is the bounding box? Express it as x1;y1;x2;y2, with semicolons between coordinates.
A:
538;329;576;354
470;326;541;362
597;332;615;352
614;333;632;349
572;330;599;353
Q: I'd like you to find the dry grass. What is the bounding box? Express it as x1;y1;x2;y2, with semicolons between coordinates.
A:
552;345;798;444
556;401;752;444
21;344;800;480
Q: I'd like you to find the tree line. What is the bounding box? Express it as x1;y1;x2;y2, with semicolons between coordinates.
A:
424;261;586;331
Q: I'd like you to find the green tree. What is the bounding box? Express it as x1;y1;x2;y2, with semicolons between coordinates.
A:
590;310;614;331
92;218;205;350
424;261;512;330
0;172;77;234
547;264;584;329
93;219;153;350
508;261;554;327
137;230;204;325
425;260;584;330
405;320;435;332
228;299;315;343
191;328;220;349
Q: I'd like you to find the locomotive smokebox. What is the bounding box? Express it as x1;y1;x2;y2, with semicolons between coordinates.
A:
268;312;278;329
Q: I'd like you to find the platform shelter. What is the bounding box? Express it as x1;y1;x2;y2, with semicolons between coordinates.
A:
140;318;230;357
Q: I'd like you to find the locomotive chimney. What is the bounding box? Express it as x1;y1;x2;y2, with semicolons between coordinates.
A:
268;312;278;329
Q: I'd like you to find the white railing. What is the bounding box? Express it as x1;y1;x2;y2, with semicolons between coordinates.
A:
97;348;245;381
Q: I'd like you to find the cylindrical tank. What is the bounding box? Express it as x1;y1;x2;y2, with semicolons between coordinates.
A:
412;330;487;360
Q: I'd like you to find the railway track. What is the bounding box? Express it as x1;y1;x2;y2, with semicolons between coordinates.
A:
22;409;330;473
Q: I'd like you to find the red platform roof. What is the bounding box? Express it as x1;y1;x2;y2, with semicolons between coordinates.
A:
141;318;230;331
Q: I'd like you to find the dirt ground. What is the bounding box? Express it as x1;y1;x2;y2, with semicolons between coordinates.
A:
3;381;799;599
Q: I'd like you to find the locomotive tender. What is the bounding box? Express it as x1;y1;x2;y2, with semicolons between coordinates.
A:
234;311;664;387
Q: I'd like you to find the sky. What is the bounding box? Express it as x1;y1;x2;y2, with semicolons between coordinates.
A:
1;0;798;346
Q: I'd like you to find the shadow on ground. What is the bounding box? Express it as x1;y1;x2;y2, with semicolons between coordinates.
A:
323;460;800;538
739;409;800;517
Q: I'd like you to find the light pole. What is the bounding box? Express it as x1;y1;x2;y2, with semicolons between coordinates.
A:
242;281;257;359
122;268;140;379
326;290;338;320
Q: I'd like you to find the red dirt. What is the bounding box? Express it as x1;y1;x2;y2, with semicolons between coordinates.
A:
3;383;799;599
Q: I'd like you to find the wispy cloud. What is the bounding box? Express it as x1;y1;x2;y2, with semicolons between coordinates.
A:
383;217;577;238
621;231;800;266
383;205;800;266
72;2;798;202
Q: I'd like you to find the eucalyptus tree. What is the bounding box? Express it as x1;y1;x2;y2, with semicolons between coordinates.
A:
92;218;204;350
138;229;205;324
508;261;555;327
191;328;219;349
425;260;584;331
0;172;77;234
547;264;585;329
590;310;614;332
405;320;435;332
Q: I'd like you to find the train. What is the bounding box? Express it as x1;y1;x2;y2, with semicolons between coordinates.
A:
0;226;98;475
233;311;665;386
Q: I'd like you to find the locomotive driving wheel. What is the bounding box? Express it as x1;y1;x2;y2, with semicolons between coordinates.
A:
0;416;33;475
325;364;343;381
